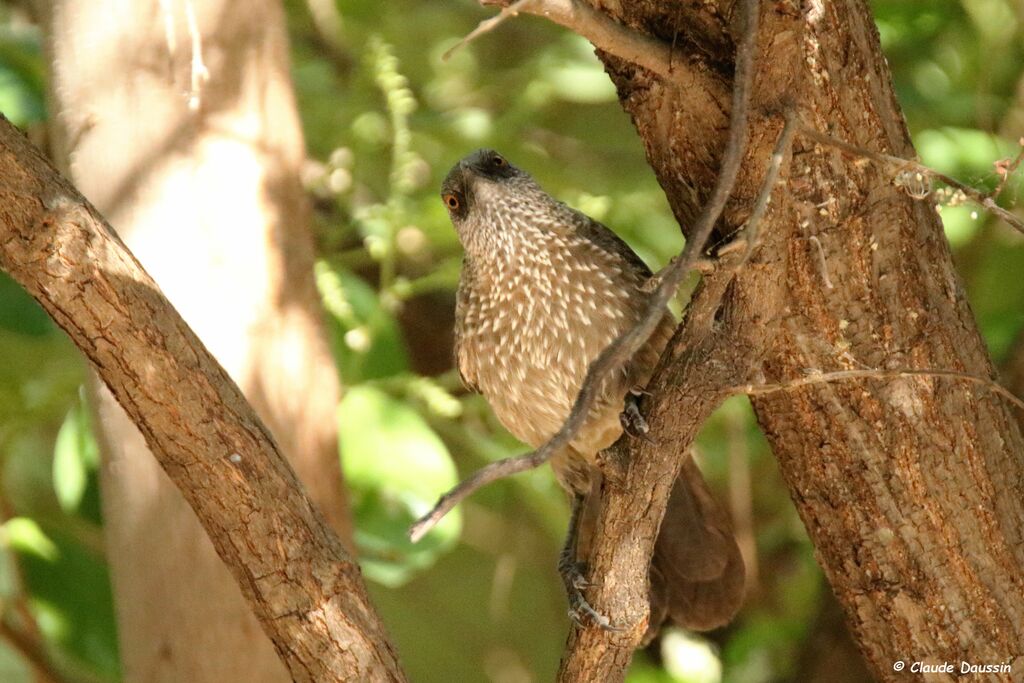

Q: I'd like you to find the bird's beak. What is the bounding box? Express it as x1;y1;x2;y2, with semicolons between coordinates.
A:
456;160;480;192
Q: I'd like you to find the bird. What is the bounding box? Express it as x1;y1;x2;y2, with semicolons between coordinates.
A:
441;148;745;638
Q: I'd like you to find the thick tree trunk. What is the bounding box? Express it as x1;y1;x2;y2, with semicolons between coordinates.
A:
40;0;350;680
590;0;1024;679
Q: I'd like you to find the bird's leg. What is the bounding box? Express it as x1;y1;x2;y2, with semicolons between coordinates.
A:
620;385;656;443
558;493;621;631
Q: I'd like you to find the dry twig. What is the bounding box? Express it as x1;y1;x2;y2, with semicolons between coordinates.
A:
445;0;707;89
990;138;1024;201
740;109;798;262
443;0;533;59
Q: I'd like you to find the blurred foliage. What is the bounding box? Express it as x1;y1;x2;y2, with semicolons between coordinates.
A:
0;0;1020;681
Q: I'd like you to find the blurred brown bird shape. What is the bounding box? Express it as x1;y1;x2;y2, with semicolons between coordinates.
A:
442;149;744;639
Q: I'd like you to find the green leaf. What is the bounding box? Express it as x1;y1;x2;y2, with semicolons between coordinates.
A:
18;528;120;679
338;385;461;586
2;518;58;562
52;399;99;513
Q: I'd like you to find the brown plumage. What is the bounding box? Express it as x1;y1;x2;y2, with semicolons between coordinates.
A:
442;149;744;636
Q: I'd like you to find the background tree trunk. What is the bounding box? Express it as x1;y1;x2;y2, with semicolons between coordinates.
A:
589;0;1024;678
40;0;350;680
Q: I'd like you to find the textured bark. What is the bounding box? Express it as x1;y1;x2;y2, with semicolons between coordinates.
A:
39;0;351;680
0;115;404;681
576;0;1024;680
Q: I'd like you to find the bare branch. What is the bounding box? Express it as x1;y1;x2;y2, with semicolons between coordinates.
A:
443;0;533;60
585;0;1024;678
740;108;798;262
410;0;762;544
448;0;709;90
990;138;1024;201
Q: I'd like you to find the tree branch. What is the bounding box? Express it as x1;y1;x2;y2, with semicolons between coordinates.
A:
0;117;406;683
481;0;1024;679
449;0;715;93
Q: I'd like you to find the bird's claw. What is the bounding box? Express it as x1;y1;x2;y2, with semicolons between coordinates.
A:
559;559;593;590
560;563;622;631
567;595;622;631
620;387;655;443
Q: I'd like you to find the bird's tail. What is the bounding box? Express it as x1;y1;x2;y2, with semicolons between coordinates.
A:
645;454;745;642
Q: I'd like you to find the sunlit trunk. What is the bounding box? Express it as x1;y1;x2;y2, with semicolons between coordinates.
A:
41;0;349;679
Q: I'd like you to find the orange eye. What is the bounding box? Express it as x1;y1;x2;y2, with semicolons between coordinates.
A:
443;193;460;211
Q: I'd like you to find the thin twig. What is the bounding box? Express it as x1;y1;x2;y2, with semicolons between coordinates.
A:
799;125;1024;237
740;109;798;263
733;368;1024;414
990;139;1024;201
443;0;534;60
808;235;833;289
410;0;761;542
448;0;705;89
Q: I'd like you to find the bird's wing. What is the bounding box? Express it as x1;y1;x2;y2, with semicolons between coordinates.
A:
453;261;481;394
571;209;654;279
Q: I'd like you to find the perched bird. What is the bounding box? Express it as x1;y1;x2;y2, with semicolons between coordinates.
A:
442;149;744;637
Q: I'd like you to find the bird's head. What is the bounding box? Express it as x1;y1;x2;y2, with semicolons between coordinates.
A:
440;149;546;253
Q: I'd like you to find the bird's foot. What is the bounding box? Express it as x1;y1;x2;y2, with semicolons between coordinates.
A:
558;560;622;631
620;386;655;444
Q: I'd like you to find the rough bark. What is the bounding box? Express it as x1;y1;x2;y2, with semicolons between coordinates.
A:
38;0;351;680
578;0;1024;680
0;117;405;681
